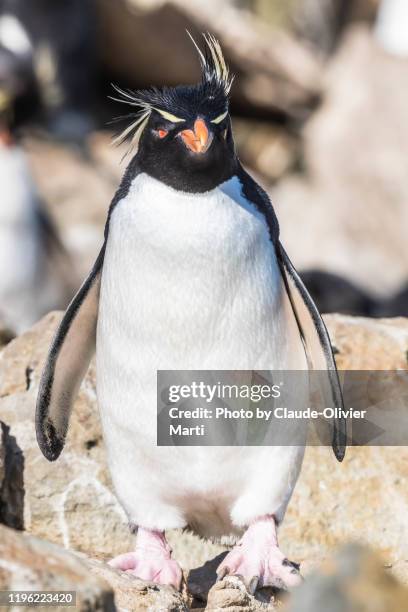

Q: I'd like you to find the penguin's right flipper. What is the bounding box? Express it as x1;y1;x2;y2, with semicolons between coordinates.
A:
35;245;105;461
278;245;346;462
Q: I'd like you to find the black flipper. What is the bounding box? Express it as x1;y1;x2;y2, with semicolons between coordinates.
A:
35;155;140;462
278;245;346;461
35;245;105;461
237;162;346;461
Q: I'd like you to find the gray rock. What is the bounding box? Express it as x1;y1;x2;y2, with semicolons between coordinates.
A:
87;559;188;612
205;575;279;611
285;543;408;612
0;312;133;557
188;552;228;602
0;523;115;611
273;27;408;296
96;0;321;119
0;422;24;530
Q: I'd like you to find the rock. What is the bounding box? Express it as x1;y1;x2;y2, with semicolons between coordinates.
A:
0;422;24;531
187;552;228;602
233;120;298;184
1;311;408;607
205;575;279;611
0;522;188;612
273;27;408;296
24;134;124;280
349;0;381;23
285;543;408;612
278;316;408;586
280;440;408;585
292;0;380;54
324;314;408;369
324;315;408;447
188;555;282;610
96;0;322;119
0;523;115;611
87;559;188;612
0;312;133;558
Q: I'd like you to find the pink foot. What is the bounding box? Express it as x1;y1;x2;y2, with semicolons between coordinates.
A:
216;516;302;593
108;528;182;590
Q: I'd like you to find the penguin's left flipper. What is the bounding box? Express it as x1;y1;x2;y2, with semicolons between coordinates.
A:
278;244;346;461
35;245;105;461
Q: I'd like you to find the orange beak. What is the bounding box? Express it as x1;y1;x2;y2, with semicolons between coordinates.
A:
179;118;213;154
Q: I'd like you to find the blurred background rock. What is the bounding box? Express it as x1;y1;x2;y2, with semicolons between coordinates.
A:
0;0;407;335
0;0;407;336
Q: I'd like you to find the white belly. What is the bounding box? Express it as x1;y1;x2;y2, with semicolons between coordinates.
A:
96;173;307;538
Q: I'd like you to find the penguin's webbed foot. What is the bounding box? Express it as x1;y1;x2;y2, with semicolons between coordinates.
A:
108;528;182;590
216;515;302;594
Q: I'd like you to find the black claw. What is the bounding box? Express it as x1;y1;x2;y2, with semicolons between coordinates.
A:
269;576;287;590
216;565;229;581
282;558;301;572
248;575;259;595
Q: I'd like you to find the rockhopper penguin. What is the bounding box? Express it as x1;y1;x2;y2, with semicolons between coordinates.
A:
36;35;346;592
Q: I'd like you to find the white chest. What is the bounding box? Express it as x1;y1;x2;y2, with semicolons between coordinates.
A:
97;173;303;373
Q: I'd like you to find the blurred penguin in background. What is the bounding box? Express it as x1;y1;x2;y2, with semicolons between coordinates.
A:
0;0;96;142
0;67;77;334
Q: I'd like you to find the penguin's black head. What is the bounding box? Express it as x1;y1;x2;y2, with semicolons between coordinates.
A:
112;34;237;193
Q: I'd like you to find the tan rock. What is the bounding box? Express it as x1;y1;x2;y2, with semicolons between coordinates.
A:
0;523;189;612
188;555;283;611
1;312;408;609
280;442;408;585
0;524;115;611
233;120;298;184
324;314;408;370
285;543;408;612
205;575;280;611
24;135;124;280
278;316;408;584
292;0;380;54
0;312;133;558
87;559;188;612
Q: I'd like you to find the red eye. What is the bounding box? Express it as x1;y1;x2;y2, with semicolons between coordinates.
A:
158;129;168;139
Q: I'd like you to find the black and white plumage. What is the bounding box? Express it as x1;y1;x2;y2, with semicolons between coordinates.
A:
36;34;345;584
